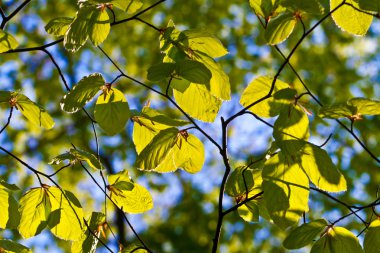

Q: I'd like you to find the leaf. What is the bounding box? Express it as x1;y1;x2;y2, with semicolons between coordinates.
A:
249;0;285;19
225;166;262;198
61;73;105;113
12;93;55;129
71;212;106;253
136;128;178;171
331;0;373;36
176;59;212;85
347;98;380;116
110;183;153;214
120;244;148;253
181;29;228;58
265;12;297;45
358;0;380;12
311;226;364;253
108;169;134;191
364;219;380;253
18;187;51;238
45;17;73;36
88;9;110;46
240;76;290;117
238;202;260;223
47;186;84;241
262;153;309;229
0;188;20;229
113;0;143;13
70;148;103;170
300;143;347;192
94;88;130;135
283;219;328;249
0;29;19;53
173;82;222;122
64;7;93;52
281;0;324;14
319;98;380;119
147;63;176;82
49;152;77;165
318;103;355;119
0;240;31;253
0;180;20;191
0;91;12;103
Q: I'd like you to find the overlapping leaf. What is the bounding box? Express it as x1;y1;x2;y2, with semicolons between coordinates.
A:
265;12;297;45
249;0;285;20
281;0;324;14
45;17;73;36
0;240;31;253
225;166;262;198
0;182;20;229
49;148;103;170
88;0;143;13
0;29;19;53
364;219;380;253
357;0;380;12
94;88;130;135
61;73;105;113
237;202;260;223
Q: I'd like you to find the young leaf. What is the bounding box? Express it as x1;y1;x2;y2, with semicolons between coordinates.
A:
0;240;32;253
347;98;380;116
0;188;20;229
263;153;309;229
240;76;289;117
88;8;110;46
18;187;51;238
0;29;19;53
94;88;130;135
12;93;55;129
108;169;134;191
70;148;104;170
47;186;84;241
265;12;297;45
331;0;373;36
112;0;143;13
173;83;222;122
71;212;106;253
225;166;262;198
61;73;105;113
110;183;153;214
249;0;285;20
238;202;260;223
300;143;347;192
283;219;328;249
311;226;364;253
45;17;73;37
364;219;380;253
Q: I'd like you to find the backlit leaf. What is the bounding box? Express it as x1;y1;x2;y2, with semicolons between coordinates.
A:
364;219;380;253
70;148;103;170
225;166;262;198
61;73;105;113
0;188;19;229
348;98;380;116
111;183;153;214
88;9;110;46
249;0;285;19
120;244;148;253
281;0;324;14
265;12;297;45
176;59;212;85
358;0;380;12
238;202;259;223
147;63;176;82
108;169;134;191
0;240;31;253
318;103;355;119
283;219;328;249
0;29;19;53
45;17;73;36
331;0;373;36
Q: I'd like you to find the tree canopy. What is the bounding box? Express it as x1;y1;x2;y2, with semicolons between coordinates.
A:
0;0;380;252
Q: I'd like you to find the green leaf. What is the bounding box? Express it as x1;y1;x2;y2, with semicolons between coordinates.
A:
0;240;31;253
18;187;51;238
88;9;110;46
263;153;309;229
70;148;103;170
71;212;106;253
110;183;153;214
13;93;55;129
265;12;297;45
0;188;20;229
181;29;228;58
249;0;285;20
173;82;222;122
61;73;105;113
108;169;134;191
0;29;19;53
311;226;364;253
348;98;380;116
120;244;148;253
318;103;355;119
238;202;260;223
281;0;324;14
225;166;262;198
0;180;20;191
147;63;176;82
240;76;290;118
45;17;73;36
283;219;328;249
113;0;143;13
49;152;77;165
364;219;380;253
300;143;347;192
358;0;380;12
331;0;373;36
47;186;84;241
0;91;12;103
94;88;130;135
64;7;93;52
176;59;212;85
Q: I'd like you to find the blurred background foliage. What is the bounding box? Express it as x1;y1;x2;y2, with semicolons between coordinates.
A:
0;0;379;252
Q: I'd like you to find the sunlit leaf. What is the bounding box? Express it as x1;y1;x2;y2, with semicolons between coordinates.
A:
45;17;73;36
225;166;262;198
0;91;12;104
0;188;19;229
238;202;259;223
364;219;380;253
331;0;373;36
61;73;105;113
281;0;324;14
0;29;19;53
263;153;309;229
348;98;380;116
283;219;328;249
47;186;84;241
120;244;148;253
0;240;31;253
249;0;285;19
176;59;212;85
71;212;106;253
88;9;110;46
94;88;130;135
265;12;297;45
311;226;364;253
240;76;290;117
318;103;355;119
18;187;51;238
49;152;77;165
0;181;20;191
108;169;134;191
70;148;103;170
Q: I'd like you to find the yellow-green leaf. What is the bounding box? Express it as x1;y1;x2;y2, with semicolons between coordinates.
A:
265;12;297;45
64;7;93;52
45;17;73;37
70;148;103;170
18;187;51;238
225;166;262;198
108;169;134;191
311;226;364;253
238;202;259;223
94;88;130;135
88;9;110;46
364;219;380;253
0;29;19;53
281;0;324;14
263;153;309;229
0;188;19;229
0;240;31;253
331;0;373;36
249;0;285;19
348;98;380;116
47;187;84;241
283;219;328;249
240;76;289;118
